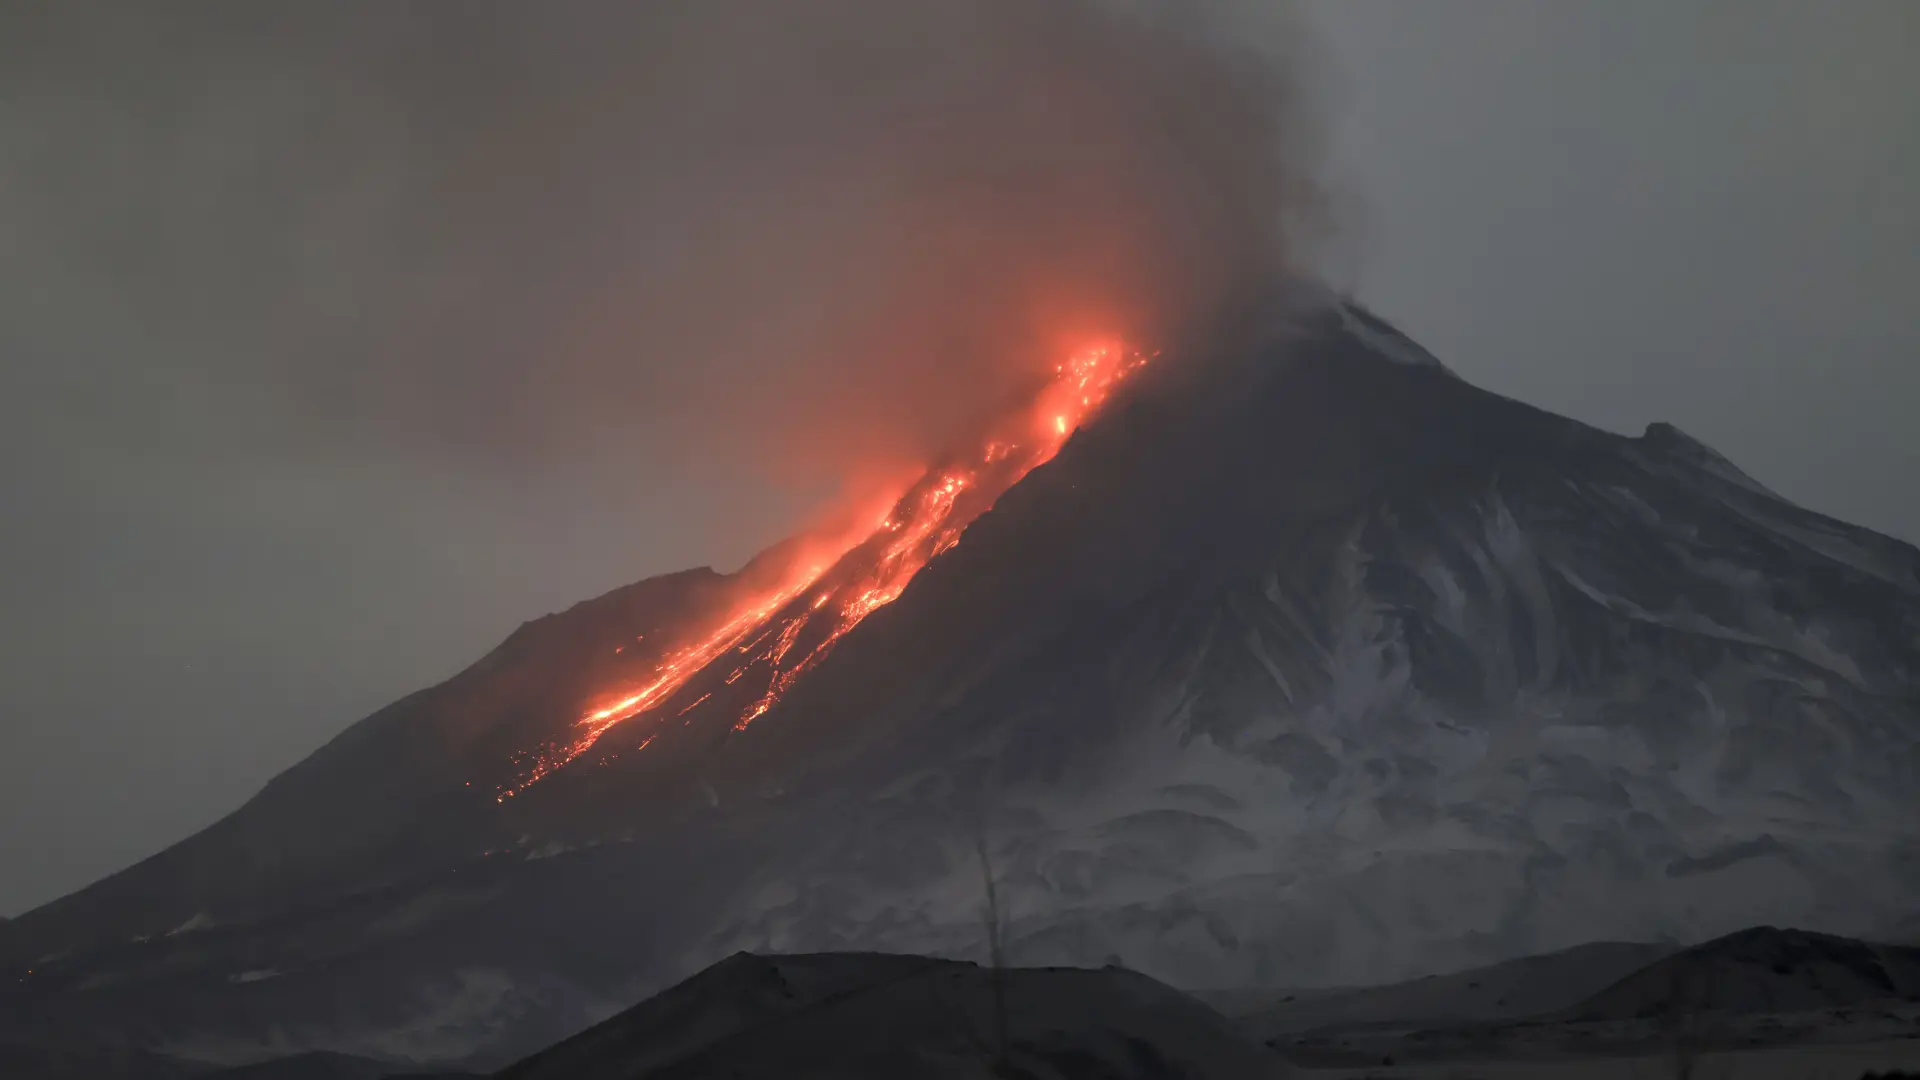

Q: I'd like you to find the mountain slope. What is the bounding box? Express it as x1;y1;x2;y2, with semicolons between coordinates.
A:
2;554;802;954
6;289;1917;1064
648;294;1920;988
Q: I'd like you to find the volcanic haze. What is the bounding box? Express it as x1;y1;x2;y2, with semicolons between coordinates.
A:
0;0;1328;917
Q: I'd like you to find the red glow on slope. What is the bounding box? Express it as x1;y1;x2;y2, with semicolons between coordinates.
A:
497;341;1148;798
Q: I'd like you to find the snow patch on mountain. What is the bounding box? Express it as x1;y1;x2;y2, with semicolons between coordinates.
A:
694;337;1920;990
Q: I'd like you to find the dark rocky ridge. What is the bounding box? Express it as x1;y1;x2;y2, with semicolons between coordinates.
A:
494;951;1293;1080
5;562;770;952
1255;926;1920;1071
1565;926;1920;1021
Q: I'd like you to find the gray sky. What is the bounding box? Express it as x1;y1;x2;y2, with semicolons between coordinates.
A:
2;1;1914;917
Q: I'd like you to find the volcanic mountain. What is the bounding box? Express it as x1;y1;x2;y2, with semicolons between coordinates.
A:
6;289;1918;1068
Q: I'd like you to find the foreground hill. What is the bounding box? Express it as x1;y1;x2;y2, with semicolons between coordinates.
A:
1264;927;1920;1071
1565;926;1920;1021
495;951;1294;1080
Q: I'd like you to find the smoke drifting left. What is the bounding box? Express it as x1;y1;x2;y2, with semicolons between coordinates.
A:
3;0;1324;514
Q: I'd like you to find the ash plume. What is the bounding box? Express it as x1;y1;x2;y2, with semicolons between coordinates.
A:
1;0;1326;492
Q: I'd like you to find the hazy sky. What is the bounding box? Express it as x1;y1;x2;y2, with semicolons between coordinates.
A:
2;1;1914;917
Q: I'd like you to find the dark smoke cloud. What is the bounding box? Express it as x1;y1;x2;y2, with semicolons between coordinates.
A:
0;0;1324;915
2;0;1323;490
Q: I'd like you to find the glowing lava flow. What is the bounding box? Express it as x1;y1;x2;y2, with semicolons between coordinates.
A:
498;525;877;797
498;341;1150;799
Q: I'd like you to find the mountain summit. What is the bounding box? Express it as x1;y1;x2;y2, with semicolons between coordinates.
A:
7;290;1918;1066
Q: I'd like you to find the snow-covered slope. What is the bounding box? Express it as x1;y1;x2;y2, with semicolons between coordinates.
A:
6;291;1916;1065
674;296;1920;993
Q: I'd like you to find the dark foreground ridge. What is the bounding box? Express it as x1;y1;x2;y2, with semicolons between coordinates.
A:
1231;926;1920;1072
496;951;1291;1079
10;931;1920;1077
1564;925;1920;1021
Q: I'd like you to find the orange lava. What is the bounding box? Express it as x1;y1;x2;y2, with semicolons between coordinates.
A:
497;341;1149;799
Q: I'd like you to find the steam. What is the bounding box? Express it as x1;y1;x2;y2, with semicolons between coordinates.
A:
2;0;1324;495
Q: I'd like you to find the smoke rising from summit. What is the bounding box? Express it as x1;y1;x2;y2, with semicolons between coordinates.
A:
0;0;1325;915
3;0;1324;490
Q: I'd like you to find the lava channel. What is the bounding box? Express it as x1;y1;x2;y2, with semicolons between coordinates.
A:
497;341;1149;799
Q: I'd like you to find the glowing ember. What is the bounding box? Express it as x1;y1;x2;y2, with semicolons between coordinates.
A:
497;341;1149;798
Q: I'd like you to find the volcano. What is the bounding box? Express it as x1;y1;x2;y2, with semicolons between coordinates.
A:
6;289;1919;1068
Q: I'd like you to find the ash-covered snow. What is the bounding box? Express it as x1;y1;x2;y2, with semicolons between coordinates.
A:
692;307;1920;993
9;295;1917;1064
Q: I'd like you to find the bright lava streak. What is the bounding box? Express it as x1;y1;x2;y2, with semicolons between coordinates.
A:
497;341;1150;799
